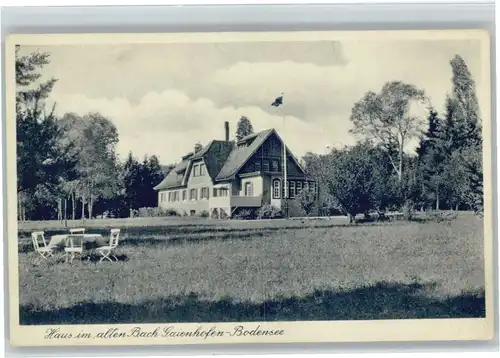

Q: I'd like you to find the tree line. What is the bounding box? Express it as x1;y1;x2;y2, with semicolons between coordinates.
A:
302;54;483;222
16;47;171;221
16;47;483;222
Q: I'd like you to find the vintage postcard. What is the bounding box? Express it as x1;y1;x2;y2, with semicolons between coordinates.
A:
4;30;494;347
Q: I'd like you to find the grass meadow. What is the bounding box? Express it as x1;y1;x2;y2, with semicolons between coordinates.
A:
17;213;485;324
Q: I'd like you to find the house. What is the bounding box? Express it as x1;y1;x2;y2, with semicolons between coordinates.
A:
153;121;317;218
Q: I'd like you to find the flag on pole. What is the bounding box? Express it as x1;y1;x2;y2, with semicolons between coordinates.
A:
271;92;284;107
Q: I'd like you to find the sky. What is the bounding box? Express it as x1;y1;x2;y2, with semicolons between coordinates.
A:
20;37;485;165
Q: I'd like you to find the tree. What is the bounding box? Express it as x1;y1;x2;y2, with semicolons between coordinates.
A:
449;54;483;214
349;81;427;183
450;54;481;147
294;186;317;217
301;152;340;216
121;152;166;215
368;145;400;216
58;112;120;219
236;116;254;141
417;107;447;210
15;45;57;110
322;143;376;223
16;47;77;220
462;147;483;214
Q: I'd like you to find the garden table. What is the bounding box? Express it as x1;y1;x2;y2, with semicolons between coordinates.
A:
48;233;105;262
48;233;104;248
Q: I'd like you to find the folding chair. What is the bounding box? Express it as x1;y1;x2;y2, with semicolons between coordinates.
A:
96;229;120;262
31;231;56;264
64;231;85;263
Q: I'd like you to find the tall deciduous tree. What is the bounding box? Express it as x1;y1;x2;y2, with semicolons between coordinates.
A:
59;112;120;219
349;81;427;183
236;116;254;141
16;47;77;220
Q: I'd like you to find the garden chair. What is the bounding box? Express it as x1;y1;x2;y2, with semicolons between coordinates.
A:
31;231;57;263
96;229;120;262
64;230;85;263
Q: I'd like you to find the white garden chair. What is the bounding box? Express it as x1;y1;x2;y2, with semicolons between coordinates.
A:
31;231;56;263
96;229;120;262
64;230;85;263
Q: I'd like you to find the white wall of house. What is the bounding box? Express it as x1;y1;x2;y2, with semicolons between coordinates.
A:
157;158;214;216
239;175;264;197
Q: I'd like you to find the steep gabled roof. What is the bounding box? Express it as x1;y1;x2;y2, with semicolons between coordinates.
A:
215;129;273;181
154;140;234;191
153;159;189;190
154;127;306;190
202;140;235;178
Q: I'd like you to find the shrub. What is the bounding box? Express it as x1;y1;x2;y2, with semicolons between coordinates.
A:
210;209;219;219
164;208;180;217
199;210;210;218
219;208;229;220
232;208;256;220
136;207;179;217
294;187;318;217
257;204;283;219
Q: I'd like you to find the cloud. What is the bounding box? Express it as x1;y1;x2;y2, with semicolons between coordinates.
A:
49;89;340;165
27;38;485;166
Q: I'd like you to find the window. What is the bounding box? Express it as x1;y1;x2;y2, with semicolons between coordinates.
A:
200;164;206;176
289;181;296;198
297;181;303;195
244;182;254;196
219;188;229;197
213;188;218;197
182;190;187;201
271;160;279;172
309;181;316;193
273;179;281;199
168;192;172;202
193;165;199;177
190;188;197;200
255;161;261;172
201;187;209;199
304;181;309;191
263;160;270;172
174;191;180;202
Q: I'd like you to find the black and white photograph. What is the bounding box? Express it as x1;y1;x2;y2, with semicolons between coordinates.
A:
5;30;493;345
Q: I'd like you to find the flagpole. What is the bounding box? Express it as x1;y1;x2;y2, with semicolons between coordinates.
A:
282;109;288;218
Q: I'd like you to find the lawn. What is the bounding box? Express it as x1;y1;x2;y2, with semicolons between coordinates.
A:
18;213;485;324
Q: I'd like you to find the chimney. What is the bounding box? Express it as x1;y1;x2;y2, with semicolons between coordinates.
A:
194;142;202;153
224;121;229;141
